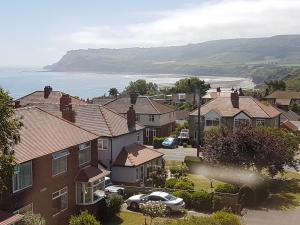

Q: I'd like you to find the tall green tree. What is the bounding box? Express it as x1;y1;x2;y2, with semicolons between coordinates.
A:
173;77;210;104
265;80;286;92
203;125;300;177
108;88;119;97
125;79;158;95
0;88;23;193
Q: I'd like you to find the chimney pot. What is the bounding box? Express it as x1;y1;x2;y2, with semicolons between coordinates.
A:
231;91;239;108
127;105;136;131
44;86;52;99
62;104;76;123
60;94;72;111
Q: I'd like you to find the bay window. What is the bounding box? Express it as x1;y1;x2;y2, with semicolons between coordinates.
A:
79;142;91;166
76;179;105;205
52;150;69;176
13;161;32;193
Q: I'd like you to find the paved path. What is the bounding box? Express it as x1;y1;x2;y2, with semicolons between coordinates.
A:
146;145;198;161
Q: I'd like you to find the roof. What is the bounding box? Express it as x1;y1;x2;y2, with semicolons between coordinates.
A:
36;104;144;137
14;107;98;163
190;96;281;118
114;143;163;167
277;108;300;123
275;98;291;106
264;90;300;100
104;96;175;115
0;211;23;225
203;92;232;99
16;90;87;106
76;165;110;182
280;120;300;132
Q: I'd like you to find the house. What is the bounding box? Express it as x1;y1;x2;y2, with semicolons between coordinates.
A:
171;93;200;105
104;96;176;144
202;90;232;104
0;106;103;225
15;85;87;107
277;108;300;123
189;92;281;143
280;120;300;132
264;90;300;110
36;94;164;185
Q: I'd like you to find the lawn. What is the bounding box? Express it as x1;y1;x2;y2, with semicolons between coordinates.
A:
187;174;225;192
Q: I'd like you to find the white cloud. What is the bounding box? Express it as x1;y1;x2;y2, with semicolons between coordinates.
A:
53;0;300;49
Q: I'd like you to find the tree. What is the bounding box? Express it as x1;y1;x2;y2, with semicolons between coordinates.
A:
203;125;300;177
125;79;158;95
19;212;45;225
173;77;210;104
265;80;286;92
108;88;118;97
289;102;300;113
0;88;23;193
140;202;166;225
149;166;167;187
105;193;123;217
69;211;101;225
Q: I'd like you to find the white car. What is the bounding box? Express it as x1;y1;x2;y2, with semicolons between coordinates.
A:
104;177;125;196
126;191;185;212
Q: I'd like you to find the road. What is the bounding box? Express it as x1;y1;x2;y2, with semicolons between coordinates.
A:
148;146;198;161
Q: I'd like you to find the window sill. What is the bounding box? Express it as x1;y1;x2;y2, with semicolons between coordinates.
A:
52;208;68;217
76;197;104;206
52;171;67;177
13;185;32;194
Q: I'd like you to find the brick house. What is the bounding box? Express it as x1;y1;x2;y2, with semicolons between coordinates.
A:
104;96;176;144
189;92;281;143
0;107;106;225
264;90;300;110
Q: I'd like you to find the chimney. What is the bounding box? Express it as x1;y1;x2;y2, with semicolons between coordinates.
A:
60;94;72;111
44;86;53;99
216;87;221;93
231;90;239;108
129;92;138;105
14;100;21;108
62;104;76;123
127;105;136;132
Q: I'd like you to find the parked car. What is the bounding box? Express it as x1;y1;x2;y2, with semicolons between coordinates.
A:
162;137;178;149
178;129;189;145
104;176;125;196
126;191;185;212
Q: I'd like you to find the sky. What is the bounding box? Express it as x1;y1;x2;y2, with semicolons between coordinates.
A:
1;0;300;67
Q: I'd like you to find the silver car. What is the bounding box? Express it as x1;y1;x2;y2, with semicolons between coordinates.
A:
126;191;185;212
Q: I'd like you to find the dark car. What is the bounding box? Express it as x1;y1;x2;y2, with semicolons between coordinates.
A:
162;137;178;149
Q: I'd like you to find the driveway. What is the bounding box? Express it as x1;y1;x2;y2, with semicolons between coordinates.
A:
146;145;198;161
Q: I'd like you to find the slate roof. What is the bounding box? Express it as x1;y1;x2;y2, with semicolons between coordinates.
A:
14;107;98;163
264;90;300;100
114;143;163;167
36;104;144;137
16;91;87;106
104;96;175;115
190;96;281;118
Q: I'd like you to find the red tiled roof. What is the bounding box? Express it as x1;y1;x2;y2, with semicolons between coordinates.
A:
280;120;299;132
76;165;110;182
36;104;144;137
0;211;23;225
264;90;300;99
104;96;175;115
114;143;163;167
190;96;281;118
14;107;98;163
16;91;87;106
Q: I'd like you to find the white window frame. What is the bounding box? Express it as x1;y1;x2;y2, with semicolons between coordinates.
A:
52;150;69;176
234;118;250;126
98;139;109;151
146;128;150;137
256;119;265;126
136;114;140;121
76;178;105;205
13;161;33;193
79;142;91;166
148;115;155;122
52;187;68;217
205;118;220;127
152;128;157;137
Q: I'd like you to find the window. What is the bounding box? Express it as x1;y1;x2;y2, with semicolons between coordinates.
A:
256;119;265;126
52;187;68;216
52;150;69;176
152;128;157;137
136;168;139;180
148;115;154;122
136;114;140;121
146;128;150;137
137;132;140;142
205;118;220;127
234;118;250;126
79;142;91;166
76;179;105;205
98;139;108;151
13;161;32;193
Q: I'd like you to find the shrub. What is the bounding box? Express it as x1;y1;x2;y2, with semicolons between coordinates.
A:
215;184;239;194
169;163;188;178
165;178;177;189
105;193;123;217
184;156;204;173
212;195;226;211
239;185;255;207
153;137;165;148
174;178;194;191
211;211;242;225
140;202;166;225
69;211;101;225
192;190;213;211
19;212;45;225
173;190;192;208
149;166;167;187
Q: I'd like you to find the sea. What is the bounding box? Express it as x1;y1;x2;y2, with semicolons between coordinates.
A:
0;67;255;100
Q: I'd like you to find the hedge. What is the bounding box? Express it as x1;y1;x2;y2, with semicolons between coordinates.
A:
165;178;194;191
192;190;213;212
173;190;193;208
153;137;165;149
215;184;239;194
